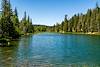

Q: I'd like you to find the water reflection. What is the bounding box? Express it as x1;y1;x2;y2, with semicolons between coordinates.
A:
0;41;19;67
0;33;100;67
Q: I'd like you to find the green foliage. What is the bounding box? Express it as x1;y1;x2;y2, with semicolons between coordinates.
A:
19;12;34;35
0;0;19;39
50;3;100;33
0;0;100;41
63;15;68;32
34;25;47;32
0;0;35;40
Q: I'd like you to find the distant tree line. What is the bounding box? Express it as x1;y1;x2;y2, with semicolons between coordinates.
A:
49;3;100;33
34;3;100;34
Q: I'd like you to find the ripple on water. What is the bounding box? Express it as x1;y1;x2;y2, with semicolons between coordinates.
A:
0;33;100;67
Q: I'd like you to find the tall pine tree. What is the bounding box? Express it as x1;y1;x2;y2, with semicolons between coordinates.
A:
0;0;19;39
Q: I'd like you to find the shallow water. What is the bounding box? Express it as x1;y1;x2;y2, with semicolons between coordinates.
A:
0;33;100;67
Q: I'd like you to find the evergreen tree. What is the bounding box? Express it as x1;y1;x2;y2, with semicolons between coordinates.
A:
0;0;19;38
63;15;68;32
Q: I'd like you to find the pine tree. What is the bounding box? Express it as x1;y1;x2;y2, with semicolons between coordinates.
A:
63;15;68;32
14;7;19;27
0;0;19;38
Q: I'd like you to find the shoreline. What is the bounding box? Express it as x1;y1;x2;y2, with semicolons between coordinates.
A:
47;32;100;36
0;32;100;41
0;32;100;46
31;32;100;36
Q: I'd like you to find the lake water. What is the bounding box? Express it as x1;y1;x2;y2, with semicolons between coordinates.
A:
0;33;100;67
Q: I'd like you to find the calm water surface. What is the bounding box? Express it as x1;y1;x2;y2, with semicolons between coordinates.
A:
0;33;100;67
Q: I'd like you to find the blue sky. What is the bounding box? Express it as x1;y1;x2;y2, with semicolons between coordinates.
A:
0;0;100;26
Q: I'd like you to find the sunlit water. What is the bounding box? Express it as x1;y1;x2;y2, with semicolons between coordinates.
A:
0;33;100;67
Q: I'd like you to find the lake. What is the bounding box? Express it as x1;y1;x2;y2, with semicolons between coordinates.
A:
0;33;100;67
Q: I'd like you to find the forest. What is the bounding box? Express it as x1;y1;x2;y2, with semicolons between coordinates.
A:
49;3;100;33
0;0;33;40
31;3;100;34
34;3;100;34
0;0;100;41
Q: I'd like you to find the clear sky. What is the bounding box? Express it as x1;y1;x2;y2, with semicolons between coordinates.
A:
0;0;100;26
